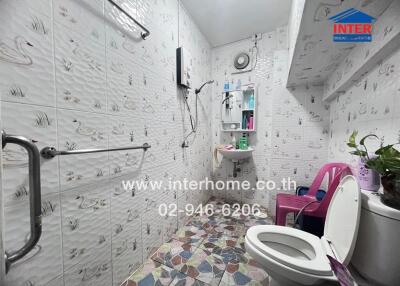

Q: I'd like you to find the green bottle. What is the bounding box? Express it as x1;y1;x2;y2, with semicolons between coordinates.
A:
239;133;248;150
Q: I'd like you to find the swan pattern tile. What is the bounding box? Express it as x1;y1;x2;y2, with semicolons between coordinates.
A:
0;1;55;107
1;102;59;205
1;0;212;285
328;42;400;168
3;0;397;285
3;193;63;286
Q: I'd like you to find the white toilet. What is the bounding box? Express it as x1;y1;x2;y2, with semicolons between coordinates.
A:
351;189;400;285
245;176;361;286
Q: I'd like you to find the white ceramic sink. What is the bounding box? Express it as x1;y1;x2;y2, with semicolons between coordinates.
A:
219;147;254;161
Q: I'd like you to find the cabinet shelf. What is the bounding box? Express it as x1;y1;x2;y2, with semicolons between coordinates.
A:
221;84;256;132
222;129;256;132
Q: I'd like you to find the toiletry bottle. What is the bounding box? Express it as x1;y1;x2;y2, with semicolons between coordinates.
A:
239;133;248;150
231;135;236;149
249;94;254;109
236;79;242;90
249;116;254;130
224;73;229;92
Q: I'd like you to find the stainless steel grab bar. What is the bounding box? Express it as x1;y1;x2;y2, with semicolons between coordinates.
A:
1;130;42;273
41;143;151;159
107;0;150;40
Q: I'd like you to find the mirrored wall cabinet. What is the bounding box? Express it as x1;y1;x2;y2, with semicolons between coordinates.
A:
221;84;256;132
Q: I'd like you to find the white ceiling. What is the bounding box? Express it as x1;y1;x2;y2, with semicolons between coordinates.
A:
181;0;292;47
286;0;393;87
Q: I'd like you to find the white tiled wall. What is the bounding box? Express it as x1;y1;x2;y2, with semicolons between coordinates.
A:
324;0;400;100
5;0;396;284
287;0;305;70
210;30;277;206
0;0;212;285
287;0;393;88
210;27;329;214
329;46;400;167
0;100;5;282
327;0;400;170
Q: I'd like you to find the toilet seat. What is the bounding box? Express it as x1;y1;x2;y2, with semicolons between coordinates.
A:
246;225;334;276
245;176;362;285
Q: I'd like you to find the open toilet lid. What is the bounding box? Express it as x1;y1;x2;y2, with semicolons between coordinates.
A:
323;175;361;265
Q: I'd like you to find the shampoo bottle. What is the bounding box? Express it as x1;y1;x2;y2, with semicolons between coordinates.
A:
239;133;248;150
249;116;254;130
224;73;230;92
231;135;236;149
249;94;254;109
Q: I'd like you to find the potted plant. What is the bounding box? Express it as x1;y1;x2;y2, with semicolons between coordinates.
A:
347;131;400;210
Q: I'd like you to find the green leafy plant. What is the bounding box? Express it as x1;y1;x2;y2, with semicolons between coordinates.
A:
347;131;400;177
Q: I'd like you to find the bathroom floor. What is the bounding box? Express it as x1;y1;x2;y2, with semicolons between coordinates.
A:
122;197;273;286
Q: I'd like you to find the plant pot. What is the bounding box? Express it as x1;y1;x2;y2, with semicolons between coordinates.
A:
357;156;380;191
381;174;400;210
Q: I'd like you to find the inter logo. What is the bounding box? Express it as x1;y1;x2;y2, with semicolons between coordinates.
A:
329;8;375;42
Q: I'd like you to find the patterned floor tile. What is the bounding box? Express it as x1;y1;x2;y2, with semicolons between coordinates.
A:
170;272;210;286
188;215;213;225
214;223;246;238
179;248;226;286
123;259;177;286
200;235;239;252
219;253;269;286
123;199;273;286
151;239;196;270
218;215;242;224
214;246;246;265
207;197;226;206
236;235;246;252
172;225;207;247
188;215;219;233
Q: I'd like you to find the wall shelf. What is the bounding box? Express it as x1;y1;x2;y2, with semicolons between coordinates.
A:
221;129;256;133
221;84;256;132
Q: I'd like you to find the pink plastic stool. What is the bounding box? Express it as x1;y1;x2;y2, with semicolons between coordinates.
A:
275;163;351;226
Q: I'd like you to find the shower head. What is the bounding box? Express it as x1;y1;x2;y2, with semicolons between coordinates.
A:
195;80;214;95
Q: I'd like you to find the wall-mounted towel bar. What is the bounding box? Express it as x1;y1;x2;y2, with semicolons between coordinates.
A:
1;130;42;274
41;143;151;159
107;0;150;39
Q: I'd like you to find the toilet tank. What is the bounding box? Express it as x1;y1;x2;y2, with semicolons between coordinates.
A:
351;190;400;286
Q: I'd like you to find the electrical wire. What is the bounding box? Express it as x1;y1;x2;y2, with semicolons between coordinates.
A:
251;40;259;70
231;38;259;75
294;200;320;227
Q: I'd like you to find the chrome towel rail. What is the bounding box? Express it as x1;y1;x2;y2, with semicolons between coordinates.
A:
107;0;150;39
41;143;151;159
1;130;42;273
